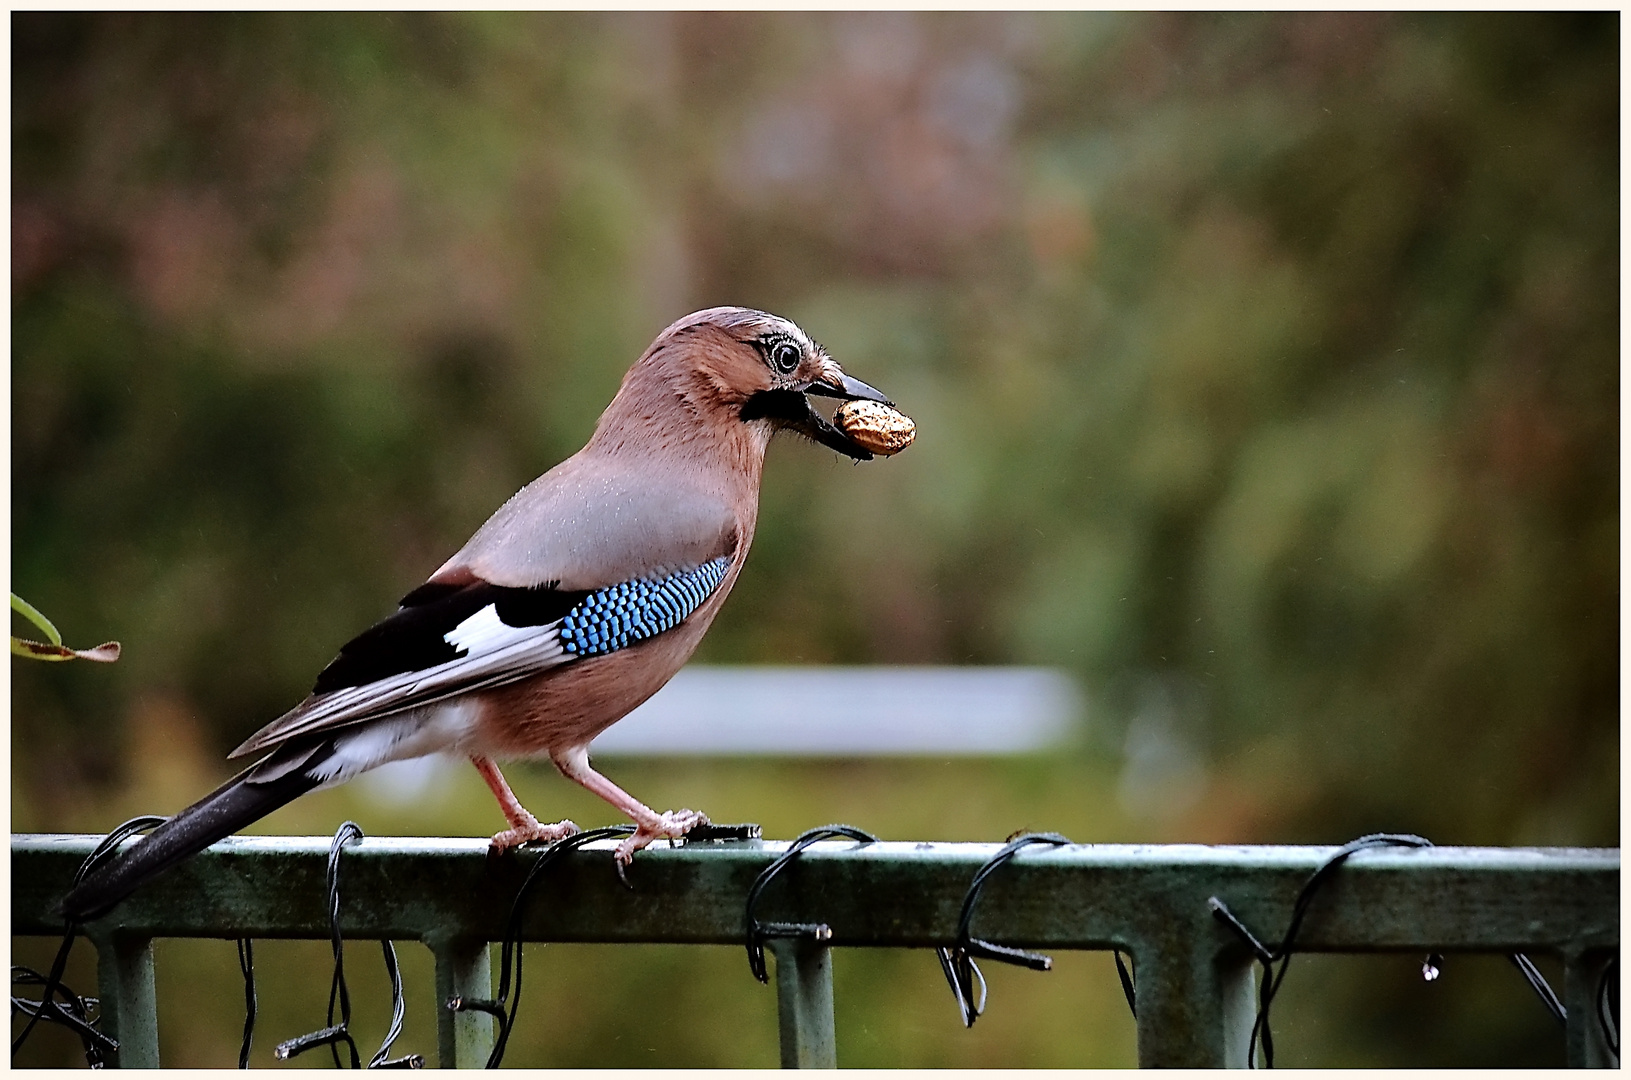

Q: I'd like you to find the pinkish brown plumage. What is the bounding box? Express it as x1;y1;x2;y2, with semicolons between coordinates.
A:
62;307;900;922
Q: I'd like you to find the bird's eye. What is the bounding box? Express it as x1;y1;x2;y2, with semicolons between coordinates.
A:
770;340;802;374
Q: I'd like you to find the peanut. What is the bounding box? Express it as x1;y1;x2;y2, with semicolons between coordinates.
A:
835;400;916;456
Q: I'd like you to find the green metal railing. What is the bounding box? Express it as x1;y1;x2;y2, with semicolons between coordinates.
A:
11;834;1619;1068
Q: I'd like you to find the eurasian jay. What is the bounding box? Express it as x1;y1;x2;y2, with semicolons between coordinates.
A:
61;307;898;922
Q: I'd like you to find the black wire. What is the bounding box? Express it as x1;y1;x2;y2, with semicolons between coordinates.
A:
1508;953;1566;1024
10;935;81;1058
444;825;636;1068
1598;958;1619;1061
272;823;359;1068
1209;833;1573;1068
1113;950;1137;1018
1209;833;1434;1067
271;820;425;1069
938;832;1072;1028
14;814;170;1064
66;816;172;892
236;939;256;1068
325;822;363;1069
368;936;417;1068
17;813;268;1070
493;825;635;1068
744;825;879;985
11;964;116;1065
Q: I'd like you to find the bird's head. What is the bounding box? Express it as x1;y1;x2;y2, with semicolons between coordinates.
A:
605;307;895;462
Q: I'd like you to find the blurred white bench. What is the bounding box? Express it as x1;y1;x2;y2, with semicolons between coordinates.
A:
594;665;1082;755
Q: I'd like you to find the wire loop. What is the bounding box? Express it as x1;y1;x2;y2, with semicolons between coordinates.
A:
744;825;878;984
939;831;1071;1027
1208;833;1432;1068
1208;832;1574;1068
447;825;636;1068
14;814;170;1065
274;822;423;1069
10;963;116;1065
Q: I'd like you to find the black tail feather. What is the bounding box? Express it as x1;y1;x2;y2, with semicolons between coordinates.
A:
59;741;331;924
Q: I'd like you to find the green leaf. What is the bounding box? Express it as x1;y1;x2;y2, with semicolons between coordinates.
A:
11;593;62;646
10;593;120;663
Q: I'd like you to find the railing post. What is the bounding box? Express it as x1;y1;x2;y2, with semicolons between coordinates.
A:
1132;939;1257;1068
1563;948;1617;1068
88;930;161;1068
769;938;837;1068
428;936;494;1069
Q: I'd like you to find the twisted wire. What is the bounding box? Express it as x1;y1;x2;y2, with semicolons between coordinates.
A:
939;832;1072;1027
14;814;169;1064
744;825;879;984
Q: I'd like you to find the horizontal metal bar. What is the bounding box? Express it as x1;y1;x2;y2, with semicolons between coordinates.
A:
13;835;1616;958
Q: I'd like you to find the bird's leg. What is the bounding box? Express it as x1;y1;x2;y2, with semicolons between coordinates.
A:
549;745;709;866
470;755;579;852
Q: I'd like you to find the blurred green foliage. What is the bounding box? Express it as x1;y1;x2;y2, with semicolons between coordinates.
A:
12;11;1616;1067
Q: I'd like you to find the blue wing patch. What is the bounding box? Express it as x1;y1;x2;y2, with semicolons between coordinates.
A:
559;556;731;658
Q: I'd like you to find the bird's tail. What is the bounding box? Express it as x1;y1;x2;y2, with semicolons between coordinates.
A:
59;739;334;924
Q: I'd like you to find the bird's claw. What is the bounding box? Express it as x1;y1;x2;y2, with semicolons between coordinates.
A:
613;809;710;874
488;816;580;855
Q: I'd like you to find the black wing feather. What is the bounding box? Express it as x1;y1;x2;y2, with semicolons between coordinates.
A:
312;581;589;694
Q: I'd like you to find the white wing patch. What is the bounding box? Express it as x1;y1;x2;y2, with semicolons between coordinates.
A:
445;604;537;654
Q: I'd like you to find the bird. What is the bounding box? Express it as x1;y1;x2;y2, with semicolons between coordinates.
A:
61;306;898;923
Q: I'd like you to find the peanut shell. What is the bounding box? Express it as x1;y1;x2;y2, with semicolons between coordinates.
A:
835;400;916;456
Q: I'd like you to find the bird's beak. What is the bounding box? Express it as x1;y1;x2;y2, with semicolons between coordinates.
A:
793;365;896;460
803;371;893;407
739;365;896;461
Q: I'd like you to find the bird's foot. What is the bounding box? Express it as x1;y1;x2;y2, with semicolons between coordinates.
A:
615;809;710;867
489;814;580;854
